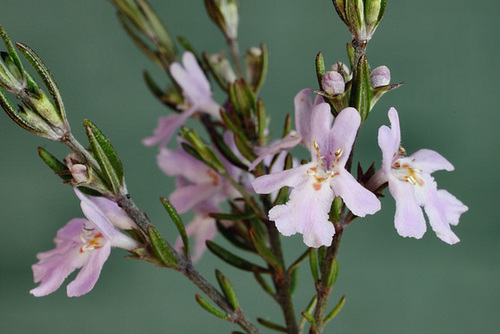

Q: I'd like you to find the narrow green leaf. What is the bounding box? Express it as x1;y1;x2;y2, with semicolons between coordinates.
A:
309;248;319;283
210;212;255;221
346;43;355;69
177;36;200;63
233;132;256;162
220;109;243;137
289;266;299;295
37;147;72;181
272;154;293;206
147;226;177;267
257;318;287;333
195;294;229;320
288;247;310;276
325;259;339;288
0;89;44;136
315;52;325;89
377;0;388;26
136;0;177;60
143;70;165;100
333;0;348;23
281;113;292;138
76;186;103;197
118;13;162;68
346;0;365;31
253;271;275;297
299;296;318;332
181;128;225;172
216;220;254;251
84;120;124;193
0;24;24;80
349;55;371;122
301;311;316;325
249;228;281;271
227;81;243;117
331;196;343;222
256;98;267;144
160;197;189;257
318;246;327;268
180;142;204;163
324;295;346;324
15;42;66;122
206;240;268;273
253;43;268;93
215;270;240;310
206;125;248;170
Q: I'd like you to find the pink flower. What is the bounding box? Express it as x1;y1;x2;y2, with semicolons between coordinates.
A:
30;189;137;297
369;65;391;88
248;89;323;170
143;52;221;147
252;104;381;247
158;135;243;261
157;145;237;214
372;108;468;244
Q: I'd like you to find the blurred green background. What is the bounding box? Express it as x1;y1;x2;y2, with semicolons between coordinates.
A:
0;1;498;333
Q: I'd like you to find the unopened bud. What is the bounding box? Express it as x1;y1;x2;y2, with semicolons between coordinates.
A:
66;153;89;184
209;52;236;84
331;0;387;42
245;46;267;92
322;71;345;96
27;90;66;129
205;0;239;40
331;62;352;82
0;52;23;88
369;65;390;87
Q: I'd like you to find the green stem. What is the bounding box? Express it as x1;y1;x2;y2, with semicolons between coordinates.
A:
117;192;262;334
182;261;262;334
228;37;244;78
352;39;367;71
267;221;299;334
309;228;343;334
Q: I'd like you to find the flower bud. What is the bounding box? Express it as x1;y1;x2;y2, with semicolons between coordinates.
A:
65;153;111;195
331;62;352;82
209;52;236;84
331;0;387;42
204;0;239;40
369;65;390;87
66;153;90;183
322;71;345;96
0;26;71;141
245;45;268;92
0;52;24;90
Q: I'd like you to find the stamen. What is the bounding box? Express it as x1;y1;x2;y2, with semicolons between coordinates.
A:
79;223;105;253
391;157;424;187
399;146;407;156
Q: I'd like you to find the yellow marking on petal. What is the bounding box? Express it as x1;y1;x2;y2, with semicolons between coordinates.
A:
313;183;322;191
206;170;219;186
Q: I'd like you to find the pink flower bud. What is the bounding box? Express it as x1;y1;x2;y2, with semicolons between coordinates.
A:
322;71;345;96
370;65;391;88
